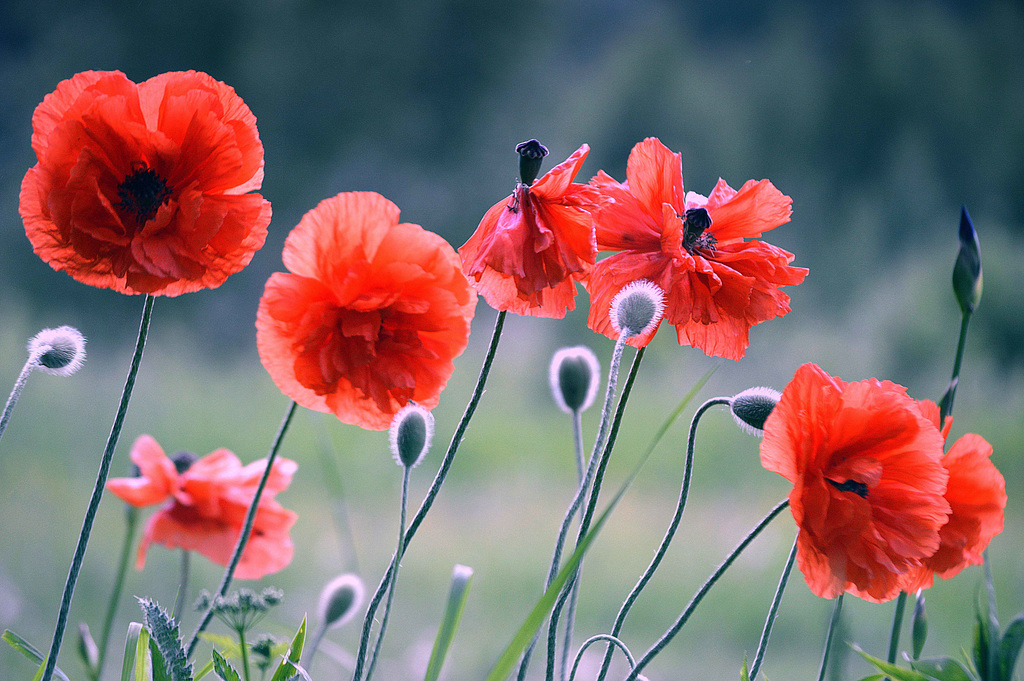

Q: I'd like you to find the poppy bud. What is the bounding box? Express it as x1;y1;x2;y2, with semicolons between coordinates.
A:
390;404;434;469
27;325;86;376
729;386;782;436
516;139;549;186
318;573;365;630
952;206;982;315
549;346;600;414
911;591;927;659
610;280;665;339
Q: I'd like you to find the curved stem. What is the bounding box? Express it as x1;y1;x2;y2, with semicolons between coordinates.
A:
624;499;790;681
0;351;43;447
41;294;155;681
95;505;138;679
187;399;299;657
596;397;731;681
568;635;635;681
816;594;845;681
748;536;798;680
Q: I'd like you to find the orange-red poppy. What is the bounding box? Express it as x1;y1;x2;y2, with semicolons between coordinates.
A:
107;435;297;580
20;70;270;295
585;138;807;357
459;142;598;318
760;364;950;603
256;191;476;430
898;402;1006;591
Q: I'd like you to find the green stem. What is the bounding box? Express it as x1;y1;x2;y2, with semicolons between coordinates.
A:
238;627;251;681
816;594;845;681
886;592;907;665
568;635;635;681
172;550;191;623
748;537;798;680
624;499;790;681
940;312;972;426
41;294;155;681
95;505;139;679
558;411;588;681
0;350;44;447
187;399;299;657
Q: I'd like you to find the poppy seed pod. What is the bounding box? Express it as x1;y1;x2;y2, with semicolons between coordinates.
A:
549;346;600;414
729;386;781;436
28;326;86;376
390;404;435;469
516;139;549;186
318;573;365;630
610;280;665;339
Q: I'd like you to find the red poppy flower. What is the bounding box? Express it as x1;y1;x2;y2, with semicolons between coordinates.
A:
107;435;297;580
898;402;1006;591
760;364;950;603
459;142;598;318
585;137;807;358
256;191;476;430
20;70;271;295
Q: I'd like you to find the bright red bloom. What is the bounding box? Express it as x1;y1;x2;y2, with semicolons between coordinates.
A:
20;70;271;295
257;191;477;430
585;138;807;358
107;435;297;580
898;402;1006;591
459;143;598;318
760;364;950;603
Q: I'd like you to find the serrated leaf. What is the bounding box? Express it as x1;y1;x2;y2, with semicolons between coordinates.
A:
139;598;193;681
2;630;71;681
424;564;474;681
150;638;173;681
998;612;1024;681
212;650;242;681
270;616;306;681
910;657;979;681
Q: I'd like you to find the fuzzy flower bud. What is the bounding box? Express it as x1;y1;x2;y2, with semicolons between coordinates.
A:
610;280;665;339
318;573;365;630
729;386;782;437
390;404;434;469
27;325;86;376
549;346;600;414
953;205;982;315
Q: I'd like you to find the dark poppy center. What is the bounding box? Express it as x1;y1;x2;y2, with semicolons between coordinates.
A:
117;165;172;224
171;451;198;474
827;478;869;498
682;207;715;252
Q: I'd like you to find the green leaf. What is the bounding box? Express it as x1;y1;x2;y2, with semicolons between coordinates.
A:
120;622;145;681
998;613;1024;681
2;630;71;681
910;657;980;681
194;659;215;681
212;650;242;681
150;638;173;681
855;648;933;681
424;564;474;681
198;633;242;660
740;654;751;681
269;615;306;681
139;598;193;681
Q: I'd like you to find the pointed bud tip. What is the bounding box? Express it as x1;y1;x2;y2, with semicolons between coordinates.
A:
610;280;666;339
953;206;982;314
550;346;601;414
28;325;86;376
390;404;435;468
730;386;782;437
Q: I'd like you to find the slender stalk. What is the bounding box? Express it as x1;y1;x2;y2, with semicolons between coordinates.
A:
596;397;731;681
187;399;299;657
41;294;155;681
886;592;907;665
238;627;251;681
0;350;44;446
558;410;589;681
568;635;635;681
816;594;845;681
172;550;191;623
940;312;972;426
748;537;799;680
94;505;138;680
624;499;790;681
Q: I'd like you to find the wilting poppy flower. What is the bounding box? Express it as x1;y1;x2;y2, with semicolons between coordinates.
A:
585;137;807;357
898;402;1006;591
459;140;599;318
107;435;297;580
257;191;476;431
760;364;950;603
20;70;271;295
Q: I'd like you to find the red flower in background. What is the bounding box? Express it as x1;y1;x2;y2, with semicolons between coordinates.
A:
899;401;1006;591
20;70;271;295
257;191;476;431
585;138;807;357
460;141;598;318
760;364;950;603
107;435;297;580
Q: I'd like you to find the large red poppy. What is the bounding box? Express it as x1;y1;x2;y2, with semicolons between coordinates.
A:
256;191;477;431
107;435;297;580
459;143;598;318
585;138;807;358
760;364;950;603
20;70;271;295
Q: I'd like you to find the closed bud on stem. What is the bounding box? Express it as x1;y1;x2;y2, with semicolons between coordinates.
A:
28;326;86;376
516;139;549;186
77;622;99;673
390;404;434;469
953;206;982;315
912;590;927;660
729;387;782;436
610;280;665;339
318;573;365;630
549;346;600;414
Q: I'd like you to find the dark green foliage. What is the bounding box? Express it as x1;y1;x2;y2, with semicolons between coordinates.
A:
139;598;193;681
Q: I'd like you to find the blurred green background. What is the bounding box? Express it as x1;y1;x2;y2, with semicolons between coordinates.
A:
1;0;1021;679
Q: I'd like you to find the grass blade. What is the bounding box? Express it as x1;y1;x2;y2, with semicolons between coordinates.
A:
424;564;474;681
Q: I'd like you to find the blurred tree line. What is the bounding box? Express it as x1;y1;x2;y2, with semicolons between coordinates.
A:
1;0;1021;375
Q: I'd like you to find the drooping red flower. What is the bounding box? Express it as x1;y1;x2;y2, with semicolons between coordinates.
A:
898;401;1006;591
257;191;477;430
107;435;297;580
585;137;807;358
20;70;271;295
760;363;950;603
459;141;599;318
